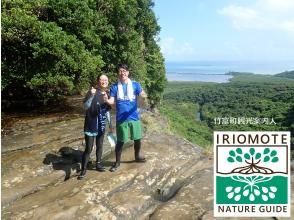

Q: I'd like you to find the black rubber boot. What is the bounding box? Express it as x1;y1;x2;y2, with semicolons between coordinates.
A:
134;139;146;162
77;170;86;180
110;142;123;172
96;162;106;172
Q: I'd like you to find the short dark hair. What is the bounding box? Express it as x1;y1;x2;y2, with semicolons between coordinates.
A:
117;63;128;71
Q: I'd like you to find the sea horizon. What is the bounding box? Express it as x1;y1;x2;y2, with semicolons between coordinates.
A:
165;60;294;82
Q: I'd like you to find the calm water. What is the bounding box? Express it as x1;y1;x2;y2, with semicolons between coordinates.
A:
166;60;294;82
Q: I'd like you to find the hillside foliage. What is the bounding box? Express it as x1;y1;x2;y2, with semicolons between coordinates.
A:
275;70;294;79
2;0;166;108
161;75;294;156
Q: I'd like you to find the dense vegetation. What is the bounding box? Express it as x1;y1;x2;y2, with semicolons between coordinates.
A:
276;70;294;79
160;74;294;156
2;0;166;108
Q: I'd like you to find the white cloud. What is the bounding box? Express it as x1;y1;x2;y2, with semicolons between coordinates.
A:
219;0;294;34
180;42;195;55
259;0;294;11
218;5;263;30
160;37;175;55
160;37;196;59
280;21;294;33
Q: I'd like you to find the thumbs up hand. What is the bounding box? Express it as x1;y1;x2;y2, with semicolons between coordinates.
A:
91;87;96;95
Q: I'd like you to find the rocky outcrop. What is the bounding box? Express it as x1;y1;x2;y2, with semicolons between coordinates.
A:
1;98;293;219
1;101;213;220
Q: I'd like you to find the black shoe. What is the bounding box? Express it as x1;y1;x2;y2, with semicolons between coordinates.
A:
110;163;120;172
134;140;146;163
77;170;86;180
96;162;106;172
135;156;146;163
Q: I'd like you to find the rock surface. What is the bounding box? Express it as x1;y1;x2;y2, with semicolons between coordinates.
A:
1;97;293;219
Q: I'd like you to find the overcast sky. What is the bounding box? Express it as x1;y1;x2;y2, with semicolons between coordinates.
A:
153;0;294;62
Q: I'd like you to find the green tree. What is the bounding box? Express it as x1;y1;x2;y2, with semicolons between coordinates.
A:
145;40;167;110
1;0;166;107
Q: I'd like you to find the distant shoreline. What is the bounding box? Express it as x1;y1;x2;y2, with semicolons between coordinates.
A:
166;72;233;83
165;60;294;82
166;70;294;82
